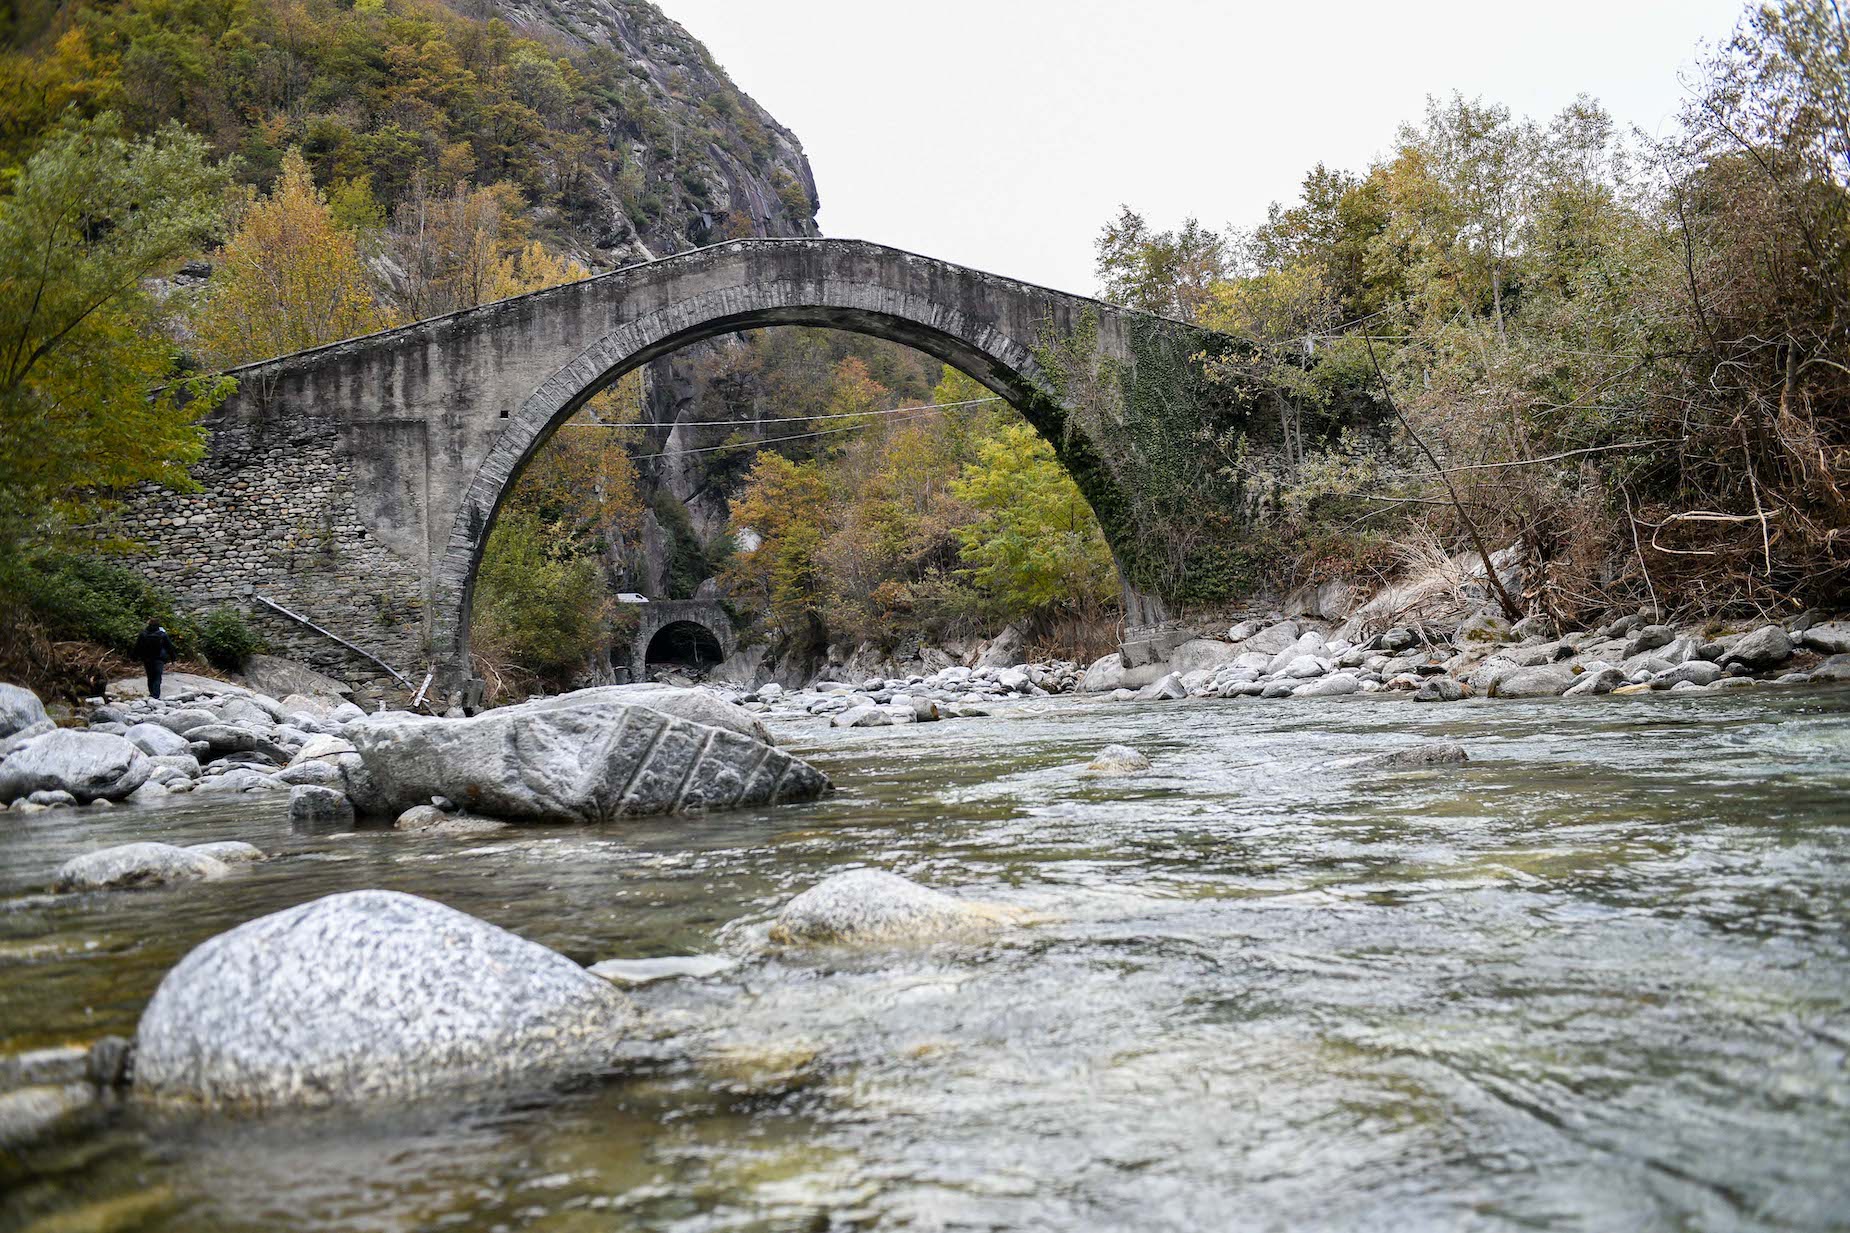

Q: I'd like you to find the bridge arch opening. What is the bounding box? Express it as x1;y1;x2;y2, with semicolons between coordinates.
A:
643;620;725;670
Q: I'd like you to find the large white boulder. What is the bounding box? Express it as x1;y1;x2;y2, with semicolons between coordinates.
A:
343;689;829;822
1167;639;1241;675
527;685;772;745
133;890;632;1109
0;730;151;803
123;722;191;759
0;684;48;739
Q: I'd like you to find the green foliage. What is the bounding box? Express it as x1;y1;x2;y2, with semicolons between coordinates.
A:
651;490;718;600
0;111;230;554
471;507;608;679
0;550;188;652
196;606;261;670
951;423;1116;619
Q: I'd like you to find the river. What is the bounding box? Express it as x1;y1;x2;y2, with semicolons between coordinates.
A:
4;688;1849;1231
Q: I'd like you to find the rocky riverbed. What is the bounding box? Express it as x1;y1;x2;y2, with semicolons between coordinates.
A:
4;682;1849;1230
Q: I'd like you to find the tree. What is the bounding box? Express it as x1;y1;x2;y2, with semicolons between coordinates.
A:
471;506;609;680
951;422;1116;622
194;149;389;367
724;452;833;635
488;239;587;300
1094;206;1229;322
0;112;228;555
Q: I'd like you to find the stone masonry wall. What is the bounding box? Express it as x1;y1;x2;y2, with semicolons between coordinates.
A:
107;412;428;698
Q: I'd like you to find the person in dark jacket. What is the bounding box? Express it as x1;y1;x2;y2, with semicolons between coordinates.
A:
133;618;176;699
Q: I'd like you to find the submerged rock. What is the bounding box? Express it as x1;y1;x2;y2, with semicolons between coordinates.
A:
1367;743;1470;770
188;841;265;865
133;890;633;1109
287;784;354;830
1085;744;1150;774
587;955;736;985
0;730;151;803
768;869;1011;945
54;842;228;891
395;804;507;834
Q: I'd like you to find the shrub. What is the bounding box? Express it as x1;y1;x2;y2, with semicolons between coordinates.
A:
197;607;262;671
0;551;184;651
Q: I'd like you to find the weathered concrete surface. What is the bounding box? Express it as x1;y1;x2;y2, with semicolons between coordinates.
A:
112;239;1164;692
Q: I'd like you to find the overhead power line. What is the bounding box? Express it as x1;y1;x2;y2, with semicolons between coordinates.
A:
557;394;1005;431
625;409;947;462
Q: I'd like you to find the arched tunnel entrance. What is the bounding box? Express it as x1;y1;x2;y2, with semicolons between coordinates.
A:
644;620;725;670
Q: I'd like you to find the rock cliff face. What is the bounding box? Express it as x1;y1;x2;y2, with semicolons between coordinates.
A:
486;0;823;591
493;0;820;267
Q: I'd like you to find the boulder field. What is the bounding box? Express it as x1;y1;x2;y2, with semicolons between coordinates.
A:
0;680;829;826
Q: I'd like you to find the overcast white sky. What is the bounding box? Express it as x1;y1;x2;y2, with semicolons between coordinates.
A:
654;0;1748;293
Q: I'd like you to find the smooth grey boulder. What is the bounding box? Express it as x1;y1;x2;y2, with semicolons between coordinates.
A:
344;690;830;823
1653;661;1723;688
288;784;354;830
124;722;191;759
1292;672;1359;697
185;724;285;761
277;759;343;787
0;730;150;803
1510;614;1557;640
147;754;201;779
0;683;49;739
1798;621;1850;654
1414;677;1465;702
1084;744;1150;774
1721;625;1792;669
1368;743;1470;769
151;708;218;736
133;890;633;1109
1282;654;1328;679
1489;665;1578;698
54;842;228;891
1467;657;1521;694
1079;653;1123;693
194;767;283;793
1136;672;1188;701
1564;666;1626;697
1241;620;1303;656
1810;654;1850;683
1623;625;1676;658
830;703;880;728
768;869;1010;945
1168;639;1241;675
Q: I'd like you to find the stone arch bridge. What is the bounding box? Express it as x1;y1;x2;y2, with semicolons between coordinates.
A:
114;239;1213;699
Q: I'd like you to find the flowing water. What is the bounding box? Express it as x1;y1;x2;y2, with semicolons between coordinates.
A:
3;688;1850;1231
